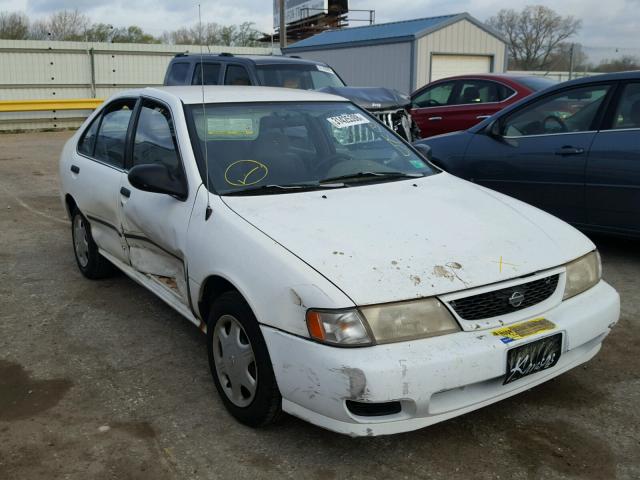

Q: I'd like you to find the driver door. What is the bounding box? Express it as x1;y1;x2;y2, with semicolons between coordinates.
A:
411;80;457;138
463;83;614;224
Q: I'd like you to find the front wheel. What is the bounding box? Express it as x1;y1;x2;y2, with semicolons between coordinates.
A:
207;291;282;427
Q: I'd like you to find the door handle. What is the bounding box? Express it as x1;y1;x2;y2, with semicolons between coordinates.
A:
70;165;80;174
120;187;131;198
476;115;491;120
555;146;585;156
428;116;443;121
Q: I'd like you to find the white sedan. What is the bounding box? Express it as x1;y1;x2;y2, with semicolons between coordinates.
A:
59;86;620;436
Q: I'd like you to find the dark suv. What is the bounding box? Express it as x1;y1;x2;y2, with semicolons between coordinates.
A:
164;53;418;140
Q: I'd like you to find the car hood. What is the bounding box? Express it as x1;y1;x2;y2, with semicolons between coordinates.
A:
222;173;593;306
318;86;411;110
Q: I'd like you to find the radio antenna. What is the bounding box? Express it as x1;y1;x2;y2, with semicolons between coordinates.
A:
199;3;212;220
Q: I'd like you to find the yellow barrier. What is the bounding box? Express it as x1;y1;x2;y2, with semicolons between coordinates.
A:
0;98;104;113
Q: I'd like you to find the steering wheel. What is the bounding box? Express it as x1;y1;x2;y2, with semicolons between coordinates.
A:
315;153;351;177
543;115;568;133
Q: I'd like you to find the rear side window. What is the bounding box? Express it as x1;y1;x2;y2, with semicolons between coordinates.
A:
167;62;189;85
611;83;640;129
224;65;251;86
454;80;514;104
94;100;136;168
78;115;101;156
192;63;221;85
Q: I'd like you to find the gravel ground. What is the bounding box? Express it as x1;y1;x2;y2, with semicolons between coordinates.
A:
0;131;638;480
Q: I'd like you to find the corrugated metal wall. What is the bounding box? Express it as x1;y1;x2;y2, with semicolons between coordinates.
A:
414;19;506;89
295;42;413;94
0;40;277;131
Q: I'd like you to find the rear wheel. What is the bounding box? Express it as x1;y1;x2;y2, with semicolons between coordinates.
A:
207;291;282;427
71;208;115;279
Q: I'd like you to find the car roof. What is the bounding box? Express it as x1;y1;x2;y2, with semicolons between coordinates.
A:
428;73;551;83
116;86;348;105
171;53;329;67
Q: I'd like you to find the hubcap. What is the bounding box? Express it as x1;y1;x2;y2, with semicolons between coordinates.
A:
73;215;90;268
212;315;257;407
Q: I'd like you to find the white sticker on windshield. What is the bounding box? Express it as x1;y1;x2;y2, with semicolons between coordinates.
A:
327;113;370;129
316;65;334;74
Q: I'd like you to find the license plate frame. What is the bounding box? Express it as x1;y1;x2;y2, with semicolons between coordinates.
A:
504;333;562;385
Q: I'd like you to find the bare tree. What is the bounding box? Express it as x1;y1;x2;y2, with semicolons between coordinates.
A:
547;42;588;71
595;55;640;73
161;21;263;46
0;11;30;39
30;9;91;41
487;5;581;70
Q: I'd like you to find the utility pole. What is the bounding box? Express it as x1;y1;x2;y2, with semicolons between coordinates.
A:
568;43;575;80
279;0;287;49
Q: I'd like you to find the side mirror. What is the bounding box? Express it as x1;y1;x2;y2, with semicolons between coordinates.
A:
128;164;187;200
413;143;433;161
487;119;503;139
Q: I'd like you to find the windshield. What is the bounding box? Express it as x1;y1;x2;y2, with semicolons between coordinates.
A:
186;102;437;195
255;64;345;90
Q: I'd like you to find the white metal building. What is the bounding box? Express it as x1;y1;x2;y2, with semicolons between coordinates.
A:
285;12;508;94
0;40;277;131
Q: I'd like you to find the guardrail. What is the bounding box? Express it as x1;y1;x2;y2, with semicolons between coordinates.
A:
0;98;104;113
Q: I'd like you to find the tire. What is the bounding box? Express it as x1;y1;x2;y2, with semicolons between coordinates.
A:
207;291;282;427
71;208;116;279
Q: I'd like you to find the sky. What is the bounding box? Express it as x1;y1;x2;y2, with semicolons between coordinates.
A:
1;0;639;50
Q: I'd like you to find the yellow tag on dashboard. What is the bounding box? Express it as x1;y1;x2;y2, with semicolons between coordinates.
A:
492;318;556;344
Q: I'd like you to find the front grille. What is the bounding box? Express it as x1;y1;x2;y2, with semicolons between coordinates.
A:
449;274;559;321
372;109;412;140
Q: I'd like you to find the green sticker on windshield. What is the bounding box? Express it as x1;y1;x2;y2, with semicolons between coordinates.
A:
410;159;425;169
207;117;258;139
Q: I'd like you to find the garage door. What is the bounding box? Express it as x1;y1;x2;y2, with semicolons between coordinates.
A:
431;55;492;81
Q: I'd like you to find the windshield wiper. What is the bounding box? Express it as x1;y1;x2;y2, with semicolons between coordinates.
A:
320;171;424;184
223;182;345;196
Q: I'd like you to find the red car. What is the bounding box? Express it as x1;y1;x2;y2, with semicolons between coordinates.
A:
411;74;556;138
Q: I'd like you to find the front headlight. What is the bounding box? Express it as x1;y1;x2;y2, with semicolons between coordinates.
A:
306;298;461;346
563;250;601;300
360;298;460;344
306;309;373;346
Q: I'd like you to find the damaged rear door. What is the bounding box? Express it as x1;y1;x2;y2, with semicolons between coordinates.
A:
119;97;194;304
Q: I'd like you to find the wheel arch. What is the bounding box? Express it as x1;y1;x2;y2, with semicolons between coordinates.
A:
64;194;78;220
198;274;242;322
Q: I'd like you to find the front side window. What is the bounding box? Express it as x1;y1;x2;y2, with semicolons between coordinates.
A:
93;100;136;167
611;82;640;129
192;63;221;85
132;101;182;177
224;65;251;86
412;82;455;108
186;102;437;195
255;64;345;90
453;80;514;104
503;84;611;137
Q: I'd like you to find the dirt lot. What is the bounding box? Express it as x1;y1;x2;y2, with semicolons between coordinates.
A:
0;131;639;480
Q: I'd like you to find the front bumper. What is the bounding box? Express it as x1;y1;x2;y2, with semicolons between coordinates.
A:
262;280;620;436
